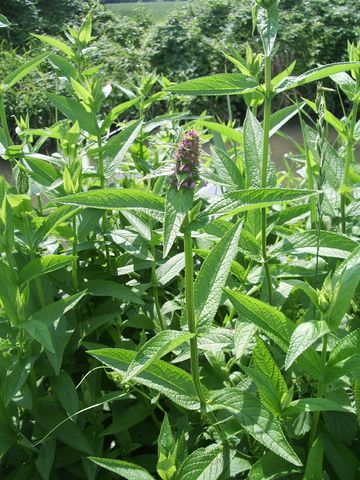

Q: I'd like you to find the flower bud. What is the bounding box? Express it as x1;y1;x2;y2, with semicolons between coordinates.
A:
172;130;200;190
14;164;29;194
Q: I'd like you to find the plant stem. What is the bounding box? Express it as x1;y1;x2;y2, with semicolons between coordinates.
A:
72;216;79;291
307;333;328;450
150;226;166;331
261;54;273;304
183;225;207;414
0;96;12;146
97;129;111;273
340;84;359;233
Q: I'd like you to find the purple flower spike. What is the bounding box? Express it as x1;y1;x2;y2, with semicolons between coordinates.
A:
172;130;200;190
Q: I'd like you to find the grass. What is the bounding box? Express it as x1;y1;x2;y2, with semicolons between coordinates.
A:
108;1;186;19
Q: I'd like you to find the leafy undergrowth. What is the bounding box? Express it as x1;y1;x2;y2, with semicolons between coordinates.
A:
0;2;360;480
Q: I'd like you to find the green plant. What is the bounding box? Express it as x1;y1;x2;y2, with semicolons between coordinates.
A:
1;2;360;480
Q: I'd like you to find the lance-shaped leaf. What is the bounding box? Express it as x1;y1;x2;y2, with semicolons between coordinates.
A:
204;188;317;219
101;98;139;132
123;330;194;383
244;109;276;188
20;254;75;285
283;398;354;416
209;388;302;466
33;205;81;245
327;245;360;330
32;34;74;58
103;120;143;177
330;71;356;100
327;329;360;368
58;188;164;215
197;120;243;144
270;230;357;259
24;320;55;353
285;321;329;370
256;3;279;57
195;221;243;332
276;61;360;92
0;260;19;324
248;451;301;480
157;252;185;286
163;188;193;257
87;280;143;305
210;146;244;190
47;93;98;135
242;365;282;415
176;444;227;480
89;457;155;480
2;53;48;91
268;104;304;137
304;435;323;480
167;73;258;96
88;348;201;410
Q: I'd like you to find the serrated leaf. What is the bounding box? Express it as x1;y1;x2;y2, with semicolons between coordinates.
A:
270;230;357;259
176;444;226;480
157;253;185;286
327;245;360;330
234;320;257;359
163;188;192;257
242;365;282;415
204;188;317;219
33;205;81;245
283;398;354;416
47;93;98;135
111;230;153;260
276;62;360;92
330;71;356;100
209;389;302;466
89;457;155;479
87;280;143;305
167;73;258;96
285;321;329;370
58;188;164;214
2;53;48;91
123;330;193;383
244;109;276;188
210;146;244;190
269;104;303;137
225;290;290;350
256;3;279;56
327;329;360;368
195;221;243;332
103;120;143;177
20;255;75;285
88;348;200;410
198;120;243;144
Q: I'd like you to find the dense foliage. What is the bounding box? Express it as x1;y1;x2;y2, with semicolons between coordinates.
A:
0;2;360;480
0;0;359;130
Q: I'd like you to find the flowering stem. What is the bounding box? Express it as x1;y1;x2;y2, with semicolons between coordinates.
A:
261;54;273;304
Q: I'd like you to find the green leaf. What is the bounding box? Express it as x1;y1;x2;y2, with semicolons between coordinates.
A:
20;254;75;285
198;120;243;144
225;290;290;350
253;337;288;402
327;329;360;368
167;73;258;96
3;358;32;406
327;245;360;330
88;348;200;410
111;230;153;260
2;53;48;91
32;34;74;58
210;146;244;190
330;71;356;100
33;205;81;245
270;230;357;259
276;62;360;92
163;188;192;257
87;280;143;305
204;188;317;219
0;260;19;324
58;188;164;214
244;109;276;188
47;93;98;135
24;320;55;353
102;98;139;132
158;413;175;458
256;3;279;57
0;15;10;28
283;398;354;416
248;451;301;480
324;433;360;480
269;104;303;137
285;321;329;370
157;253;185;286
89;457;155;479
51;371;79;416
123;330;194;383
103;120;143;177
209;388;302;466
304;436;323;480
242;365;282;415
176;444;226;480
195;221;243;332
